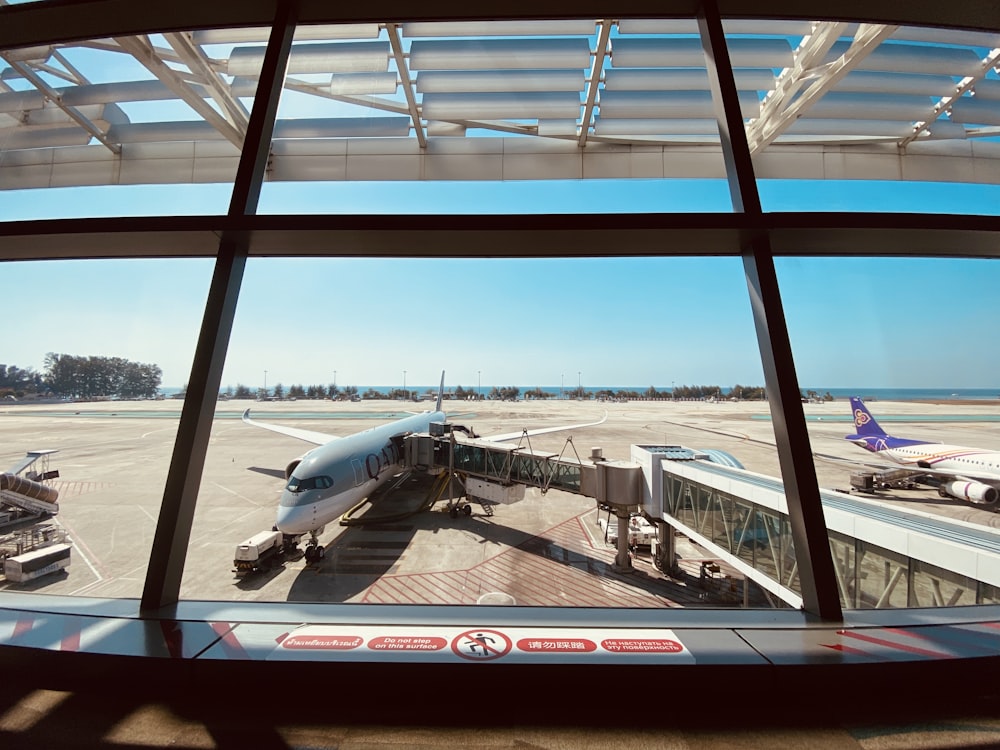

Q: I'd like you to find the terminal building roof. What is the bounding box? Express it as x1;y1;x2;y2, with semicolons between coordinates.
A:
2;17;999;190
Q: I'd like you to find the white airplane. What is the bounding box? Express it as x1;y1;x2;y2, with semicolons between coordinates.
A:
845;397;1000;506
242;373;608;562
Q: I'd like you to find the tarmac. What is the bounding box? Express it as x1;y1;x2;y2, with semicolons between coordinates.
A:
0;395;998;605
3;397;1000;748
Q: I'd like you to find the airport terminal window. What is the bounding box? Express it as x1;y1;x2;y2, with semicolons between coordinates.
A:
829;531;857;607
0;258;212;599
0;28;267;218
253;18;734;215
179;254;777;606
1;5;998;626
776;256;1000;609
983;583;1000;606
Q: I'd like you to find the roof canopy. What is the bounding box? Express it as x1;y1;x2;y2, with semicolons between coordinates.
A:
2;13;999;190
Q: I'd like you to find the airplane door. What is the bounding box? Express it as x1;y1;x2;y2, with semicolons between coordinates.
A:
351;459;364;487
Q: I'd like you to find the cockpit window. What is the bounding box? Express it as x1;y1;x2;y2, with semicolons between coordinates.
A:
285;475;333;493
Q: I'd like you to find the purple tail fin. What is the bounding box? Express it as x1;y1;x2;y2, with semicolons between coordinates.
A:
849;397;887;438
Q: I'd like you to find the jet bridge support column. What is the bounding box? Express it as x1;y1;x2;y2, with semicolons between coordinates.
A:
596;461;643;574
653;521;674;574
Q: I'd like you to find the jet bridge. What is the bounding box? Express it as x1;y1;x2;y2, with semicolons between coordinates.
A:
409;428;1000;612
404;423;645;571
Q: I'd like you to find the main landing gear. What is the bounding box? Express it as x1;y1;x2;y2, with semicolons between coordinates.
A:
448;502;473;519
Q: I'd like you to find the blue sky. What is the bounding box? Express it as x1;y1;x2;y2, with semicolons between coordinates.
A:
3;23;1000;391
3;178;1000;391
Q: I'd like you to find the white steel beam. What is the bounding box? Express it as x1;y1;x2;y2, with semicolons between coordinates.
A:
386;23;425;148
747;22;897;154
901;47;1000;146
0;54;121;154
114;34;245;148
578;19;612;147
164;31;250;135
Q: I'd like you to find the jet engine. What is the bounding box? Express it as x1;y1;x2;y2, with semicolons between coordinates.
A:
939;480;998;505
285;455;307;479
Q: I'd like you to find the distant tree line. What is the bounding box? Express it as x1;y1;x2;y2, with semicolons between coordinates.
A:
0;364;45;398
43;353;162;400
589;384;769;401
801;389;835;402
2;355;163;400
216;383;361;400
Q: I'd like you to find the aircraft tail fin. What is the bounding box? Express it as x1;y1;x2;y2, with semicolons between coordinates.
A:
849;397;888;438
436;371;445;412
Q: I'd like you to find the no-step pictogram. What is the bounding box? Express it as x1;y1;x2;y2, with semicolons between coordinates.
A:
451;629;512;661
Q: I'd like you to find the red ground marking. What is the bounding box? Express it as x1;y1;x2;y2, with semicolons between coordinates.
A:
12;617;33;639
840;630;953;659
364;510;685;608
822;643;887;659
61;619;80;652
210;621;249;660
160;620;185;658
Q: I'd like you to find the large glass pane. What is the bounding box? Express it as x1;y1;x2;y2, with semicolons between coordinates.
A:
778;256;1000;609
0;258;212;597
746;22;1000;212
258;19;732;214
182;255;779;608
0;27;270;217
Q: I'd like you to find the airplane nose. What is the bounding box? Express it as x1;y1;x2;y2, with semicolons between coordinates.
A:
275;498;311;534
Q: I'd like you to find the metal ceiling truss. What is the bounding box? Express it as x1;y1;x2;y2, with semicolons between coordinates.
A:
386;22;426;147
902;46;1000;146
0;52;122;154
578;19;613;147
746;21;897;154
4;10;1000;177
114;34;246;148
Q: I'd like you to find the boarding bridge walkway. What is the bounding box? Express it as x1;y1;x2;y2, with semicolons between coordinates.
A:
406;429;1000;611
639;446;1000;610
404;425;635;504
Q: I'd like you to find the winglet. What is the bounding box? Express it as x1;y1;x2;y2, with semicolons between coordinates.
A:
242;408;251;423
436;371;445;413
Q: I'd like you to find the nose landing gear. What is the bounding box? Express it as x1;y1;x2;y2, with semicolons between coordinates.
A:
303;529;326;564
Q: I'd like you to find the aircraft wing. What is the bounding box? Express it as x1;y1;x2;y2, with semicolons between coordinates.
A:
482;412;608;443
241;409;341;446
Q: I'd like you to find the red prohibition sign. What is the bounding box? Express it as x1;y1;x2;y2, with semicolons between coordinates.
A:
451;629;512;661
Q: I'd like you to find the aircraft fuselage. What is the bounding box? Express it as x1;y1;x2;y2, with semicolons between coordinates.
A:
275;410;445;535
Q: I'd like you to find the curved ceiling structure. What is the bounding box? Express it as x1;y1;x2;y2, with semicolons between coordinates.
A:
2;9;1000;190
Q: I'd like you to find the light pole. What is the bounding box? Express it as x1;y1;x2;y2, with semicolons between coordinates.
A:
561;374;564;399
403;370;407;400
263;370;267;394
477;370;481;400
578;371;581;398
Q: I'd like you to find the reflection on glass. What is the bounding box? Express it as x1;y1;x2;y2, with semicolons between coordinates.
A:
0;258;211;598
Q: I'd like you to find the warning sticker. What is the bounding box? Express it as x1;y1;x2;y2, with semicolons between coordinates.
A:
602;638;685;654
451;629;512;661
223;624;696;664
517;638;597;653
281;633;363;650
369;635;448;652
